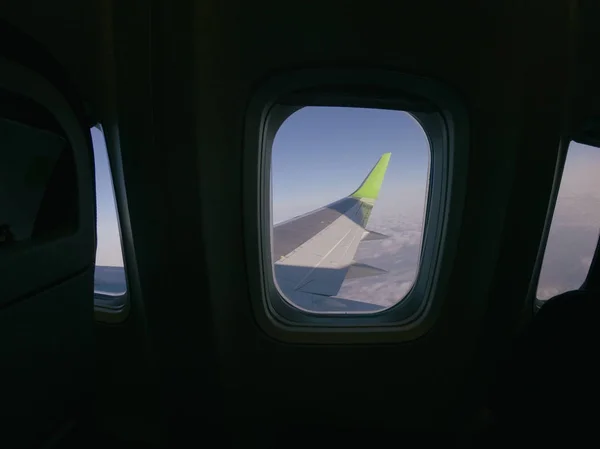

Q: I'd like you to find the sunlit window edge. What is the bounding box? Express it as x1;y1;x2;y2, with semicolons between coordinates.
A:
94;292;130;324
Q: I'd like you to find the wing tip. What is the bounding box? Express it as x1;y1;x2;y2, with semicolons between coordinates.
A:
350;152;392;200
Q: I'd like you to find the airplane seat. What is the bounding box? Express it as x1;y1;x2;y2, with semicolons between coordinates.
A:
488;289;600;444
0;19;99;449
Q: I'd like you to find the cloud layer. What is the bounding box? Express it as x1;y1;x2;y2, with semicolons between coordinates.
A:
337;209;424;307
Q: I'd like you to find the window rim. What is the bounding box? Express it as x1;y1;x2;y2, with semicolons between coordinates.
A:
243;68;469;343
266;106;437;322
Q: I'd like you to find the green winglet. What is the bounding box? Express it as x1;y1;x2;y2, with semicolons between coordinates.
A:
350;152;392;200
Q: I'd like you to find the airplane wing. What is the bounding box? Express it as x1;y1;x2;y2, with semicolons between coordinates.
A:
273;153;391;313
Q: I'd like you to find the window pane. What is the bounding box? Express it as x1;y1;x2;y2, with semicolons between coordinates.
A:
537;142;600;300
271;106;429;313
92;127;127;296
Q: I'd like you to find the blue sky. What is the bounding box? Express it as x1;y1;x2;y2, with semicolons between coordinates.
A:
93;127;123;267
272;107;430;223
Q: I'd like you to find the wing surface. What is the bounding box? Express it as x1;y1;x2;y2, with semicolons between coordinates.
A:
273;153;392;312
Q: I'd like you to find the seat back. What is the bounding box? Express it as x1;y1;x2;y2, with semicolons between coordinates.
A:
491;289;599;443
0;22;96;448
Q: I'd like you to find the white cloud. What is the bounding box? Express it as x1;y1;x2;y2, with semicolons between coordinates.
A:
537;287;561;301
337;206;424;306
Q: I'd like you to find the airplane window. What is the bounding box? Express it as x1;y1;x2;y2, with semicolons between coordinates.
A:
271;106;429;313
537;142;600;300
92;126;127;297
